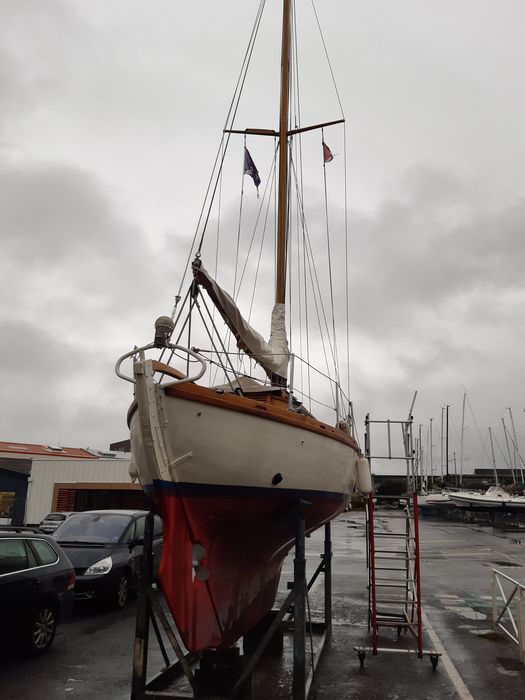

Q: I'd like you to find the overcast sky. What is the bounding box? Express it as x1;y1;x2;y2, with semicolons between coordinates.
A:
1;0;524;478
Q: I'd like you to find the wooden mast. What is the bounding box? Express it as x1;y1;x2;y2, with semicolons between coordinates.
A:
276;0;291;305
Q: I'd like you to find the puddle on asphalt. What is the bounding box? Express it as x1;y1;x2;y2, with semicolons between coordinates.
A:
491;560;521;567
445;605;487;621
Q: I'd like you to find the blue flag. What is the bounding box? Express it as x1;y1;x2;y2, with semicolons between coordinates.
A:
244;147;261;191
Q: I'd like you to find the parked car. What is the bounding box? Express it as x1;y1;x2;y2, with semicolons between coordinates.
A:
39;511;76;534
53;510;163;609
0;526;75;655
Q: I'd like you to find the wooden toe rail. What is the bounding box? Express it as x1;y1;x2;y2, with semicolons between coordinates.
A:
152;360;187;381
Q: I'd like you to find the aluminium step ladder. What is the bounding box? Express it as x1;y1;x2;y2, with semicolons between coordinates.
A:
368;492;422;649
355;406;440;669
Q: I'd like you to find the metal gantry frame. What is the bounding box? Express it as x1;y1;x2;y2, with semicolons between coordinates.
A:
130;510;334;700
355;411;441;669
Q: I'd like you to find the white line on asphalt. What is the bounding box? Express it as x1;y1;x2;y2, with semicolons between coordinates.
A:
440;551;491;557
421;608;474;700
436;593;461;598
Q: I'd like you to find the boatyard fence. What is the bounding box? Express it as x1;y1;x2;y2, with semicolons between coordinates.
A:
491;568;525;664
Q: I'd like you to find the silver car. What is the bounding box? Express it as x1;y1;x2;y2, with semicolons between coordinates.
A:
38;512;76;534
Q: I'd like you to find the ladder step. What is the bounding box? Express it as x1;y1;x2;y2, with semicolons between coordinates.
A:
374;566;408;572
376;578;416;584
375;619;413;627
375;583;409;588
374;533;415;538
376;598;418;604
374;548;412;553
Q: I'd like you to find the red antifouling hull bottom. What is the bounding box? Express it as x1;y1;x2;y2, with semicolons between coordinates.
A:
151;480;345;652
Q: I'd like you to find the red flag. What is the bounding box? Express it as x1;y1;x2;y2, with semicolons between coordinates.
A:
322;141;334;163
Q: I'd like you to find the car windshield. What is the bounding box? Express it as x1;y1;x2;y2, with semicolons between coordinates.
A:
54;513;132;544
44;513;67;522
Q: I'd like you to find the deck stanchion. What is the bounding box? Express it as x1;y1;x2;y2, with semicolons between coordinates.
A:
368;493;378;655
412;492;423;658
293;513;306;700
130;511;154;700
324;522;332;629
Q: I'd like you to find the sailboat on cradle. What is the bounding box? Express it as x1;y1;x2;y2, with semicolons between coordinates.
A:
116;0;371;653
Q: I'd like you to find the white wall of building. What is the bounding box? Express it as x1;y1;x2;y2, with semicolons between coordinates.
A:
25;458;131;524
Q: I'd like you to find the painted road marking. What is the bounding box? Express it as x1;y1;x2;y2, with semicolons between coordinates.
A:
440;551;491;557
421;608;475;700
436;593;460;598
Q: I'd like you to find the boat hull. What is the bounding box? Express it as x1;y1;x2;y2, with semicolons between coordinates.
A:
152;479;346;651
448;492;511;509
129;378;359;651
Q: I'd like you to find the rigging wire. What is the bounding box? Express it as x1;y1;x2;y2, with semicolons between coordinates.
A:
465;395;493;469
290;155;339;379
309;0;345;119
492;430;512;471
310;0;353;407
172;0;267;307
291;0;309;404
321;127;341;390
208;138;225;386
209;142;278;386
247;156;278;321
233;136;247;300
343;125;351;404
290;157;337;408
236;143;279;303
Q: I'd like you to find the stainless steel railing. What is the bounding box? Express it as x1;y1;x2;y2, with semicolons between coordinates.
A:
492;568;525;664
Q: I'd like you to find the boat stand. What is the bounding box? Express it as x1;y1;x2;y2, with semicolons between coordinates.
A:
130;510;333;700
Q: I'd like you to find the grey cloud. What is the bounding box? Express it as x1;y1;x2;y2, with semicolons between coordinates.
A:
0;157;172;326
348;168;525;335
0;154;186;445
0;315;130;446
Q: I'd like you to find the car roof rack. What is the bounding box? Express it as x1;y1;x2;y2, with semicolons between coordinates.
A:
0;525;41;533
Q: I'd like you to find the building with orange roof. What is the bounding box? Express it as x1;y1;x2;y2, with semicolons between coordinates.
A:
0;440;148;525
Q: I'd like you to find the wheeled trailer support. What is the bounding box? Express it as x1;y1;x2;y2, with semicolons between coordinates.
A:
354;645;441;670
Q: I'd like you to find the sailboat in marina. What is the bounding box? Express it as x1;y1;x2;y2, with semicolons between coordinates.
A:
447;424;525;510
115;1;370;653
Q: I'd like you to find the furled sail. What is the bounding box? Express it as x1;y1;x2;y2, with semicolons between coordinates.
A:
192;259;289;383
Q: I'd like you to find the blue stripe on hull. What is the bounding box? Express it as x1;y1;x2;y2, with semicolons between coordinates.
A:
149;478;345;502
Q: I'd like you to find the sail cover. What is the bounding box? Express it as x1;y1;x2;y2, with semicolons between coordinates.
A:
193;261;289;382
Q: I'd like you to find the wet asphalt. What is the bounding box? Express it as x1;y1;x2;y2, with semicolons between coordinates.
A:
1;511;524;699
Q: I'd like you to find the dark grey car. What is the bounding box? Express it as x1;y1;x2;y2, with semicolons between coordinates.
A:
53;510;163;609
0;527;75;655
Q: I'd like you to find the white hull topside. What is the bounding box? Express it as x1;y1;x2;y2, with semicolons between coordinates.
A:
130;390;359;498
418;493;450;506
447;491;525;509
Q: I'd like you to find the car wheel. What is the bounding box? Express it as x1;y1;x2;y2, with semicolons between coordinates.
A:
26;605;57;655
112;571;130;610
